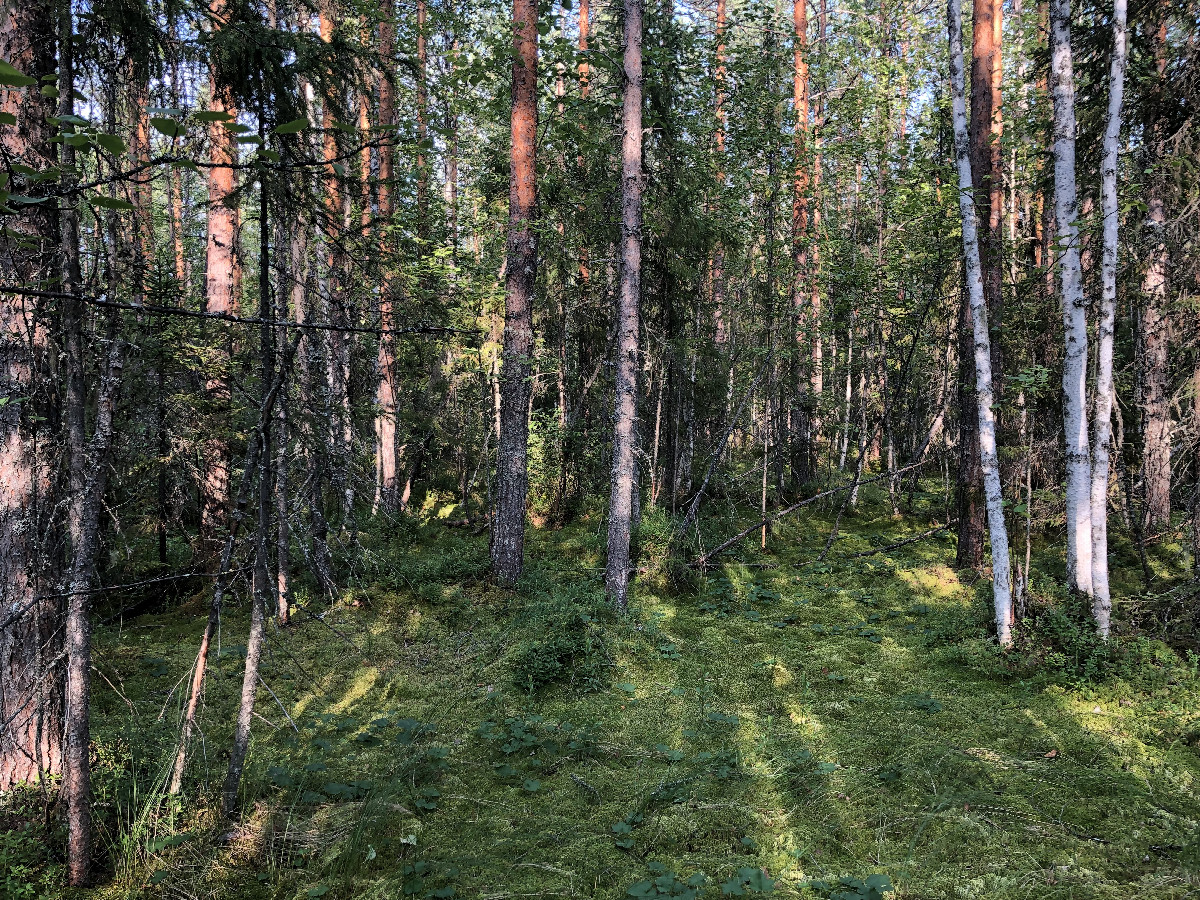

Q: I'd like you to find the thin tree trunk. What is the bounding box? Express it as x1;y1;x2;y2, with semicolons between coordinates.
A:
1049;0;1093;596
170;343;294;795
949;0;1014;645
791;0;811;487
492;0;539;583
63;327;123;886
605;0;644;611
223;172;276;815
1089;0;1126;637
970;0;1003;392
374;6;399;512
1138;22;1171;532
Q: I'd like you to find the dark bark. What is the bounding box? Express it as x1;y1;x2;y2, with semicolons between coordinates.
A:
0;0;63;793
955;290;985;569
63;327;123;886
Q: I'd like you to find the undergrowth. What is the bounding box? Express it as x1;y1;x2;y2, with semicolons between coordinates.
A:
9;488;1200;899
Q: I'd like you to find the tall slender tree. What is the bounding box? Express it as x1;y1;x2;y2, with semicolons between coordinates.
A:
1089;0;1127;636
791;0;811;486
1049;0;1092;596
492;0;538;583
605;0;644;611
948;0;1014;645
201;0;240;553
1138;22;1171;531
374;4;400;511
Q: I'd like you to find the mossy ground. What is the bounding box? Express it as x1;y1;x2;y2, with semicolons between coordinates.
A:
17;487;1200;899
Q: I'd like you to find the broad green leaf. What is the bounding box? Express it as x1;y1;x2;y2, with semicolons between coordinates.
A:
274;117;309;134
95;133;126;155
150;117;182;138
0;61;37;87
90;195;135;211
0;112;15;125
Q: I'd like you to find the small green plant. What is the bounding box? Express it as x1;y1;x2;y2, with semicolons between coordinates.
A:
510;590;610;692
627;862;709;899
720;867;775;895
612;811;644;850
806;874;893;900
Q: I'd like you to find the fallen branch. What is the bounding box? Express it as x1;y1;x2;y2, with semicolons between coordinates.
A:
842;522;954;559
691;460;927;568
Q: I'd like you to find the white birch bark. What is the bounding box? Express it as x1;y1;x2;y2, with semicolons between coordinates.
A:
1049;0;1093;596
947;0;1014;645
1090;0;1127;637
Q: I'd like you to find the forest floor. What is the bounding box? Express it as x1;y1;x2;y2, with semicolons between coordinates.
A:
16;488;1200;900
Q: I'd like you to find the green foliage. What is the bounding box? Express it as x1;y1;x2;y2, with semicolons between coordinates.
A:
719;867;775;895
510;588;611;692
77;512;1200;899
0;787;61;900
806;874;893;900
627;862;709;899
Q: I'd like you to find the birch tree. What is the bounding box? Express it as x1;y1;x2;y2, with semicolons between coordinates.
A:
947;0;1014;645
1090;0;1127;636
1049;0;1092;596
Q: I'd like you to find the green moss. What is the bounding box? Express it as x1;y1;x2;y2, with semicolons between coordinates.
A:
48;495;1200;899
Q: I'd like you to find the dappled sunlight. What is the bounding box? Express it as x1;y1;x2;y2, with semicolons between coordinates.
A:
81;518;1200;900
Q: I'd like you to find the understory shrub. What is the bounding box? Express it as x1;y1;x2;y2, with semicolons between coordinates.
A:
510;587;611;693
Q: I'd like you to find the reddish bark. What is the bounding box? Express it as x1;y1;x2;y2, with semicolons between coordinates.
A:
491;0;539;583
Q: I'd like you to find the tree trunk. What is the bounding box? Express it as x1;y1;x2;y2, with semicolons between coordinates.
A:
790;0;811;487
970;0;1003;390
374;7;399;512
170;342;294;795
711;0;728;364
1049;0;1092;596
223;172;275;815
605;0;644;612
1089;0;1126;637
1139;197;1170;531
809;0;826;457
491;0;539;583
955;288;985;568
948;0;1015;646
63;326;123;886
202;7;239;555
0;0;63;793
1136;21;1171;533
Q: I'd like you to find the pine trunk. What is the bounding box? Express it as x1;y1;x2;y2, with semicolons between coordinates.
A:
605;0;644;611
202;9;239;553
0;0;63;793
492;0;539;583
